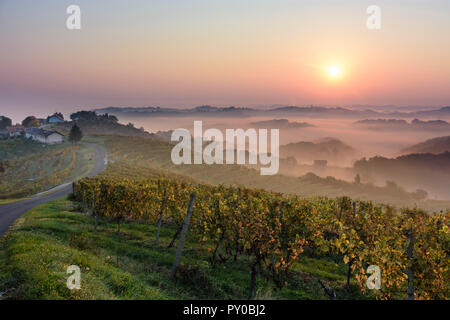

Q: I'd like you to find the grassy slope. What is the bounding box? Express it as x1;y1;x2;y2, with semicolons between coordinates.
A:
50;120;154;139
0;198;368;300
0;138;64;160
0;139;95;199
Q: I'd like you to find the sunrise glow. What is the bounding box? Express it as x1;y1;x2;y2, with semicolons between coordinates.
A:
1;1;450;118
328;66;342;78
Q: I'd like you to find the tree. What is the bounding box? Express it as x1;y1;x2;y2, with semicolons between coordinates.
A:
22;116;40;128
70;111;97;121
98;113;118;122
54;112;64;120
69;124;83;144
0;116;12;129
107;114;118;122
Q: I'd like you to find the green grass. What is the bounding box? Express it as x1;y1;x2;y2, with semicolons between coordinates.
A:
81;136;108;143
0;198;27;205
0;198;370;300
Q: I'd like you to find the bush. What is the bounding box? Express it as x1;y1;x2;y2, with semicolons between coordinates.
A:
69;233;93;251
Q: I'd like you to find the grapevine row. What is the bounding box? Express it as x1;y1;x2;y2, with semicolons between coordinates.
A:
73;176;449;300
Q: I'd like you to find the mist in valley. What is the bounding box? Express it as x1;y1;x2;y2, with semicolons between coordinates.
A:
119;115;439;157
111;110;450;202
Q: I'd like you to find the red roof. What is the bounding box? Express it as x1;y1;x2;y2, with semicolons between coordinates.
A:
49;114;64;121
6;125;25;133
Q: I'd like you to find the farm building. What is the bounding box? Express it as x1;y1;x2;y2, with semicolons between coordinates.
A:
25;128;64;144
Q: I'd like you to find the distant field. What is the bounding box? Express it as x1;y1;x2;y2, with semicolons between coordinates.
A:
101;136;450;213
0;139;95;199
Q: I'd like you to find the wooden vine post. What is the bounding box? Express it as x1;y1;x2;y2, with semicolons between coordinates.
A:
82;190;87;213
272;201;284;269
171;193;196;278
406;228;414;300
210;198;223;266
233;188;242;261
92;189;98;230
155;186;167;244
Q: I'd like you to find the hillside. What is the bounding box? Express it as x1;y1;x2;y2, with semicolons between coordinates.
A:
250;119;314;129
1;135;448;301
354;119;450;132
401;136;450;155
93;105;450;120
50;119;155;138
354;152;450;199
0;198;370;300
0;139;94;199
280;138;359;166
99;135;449;212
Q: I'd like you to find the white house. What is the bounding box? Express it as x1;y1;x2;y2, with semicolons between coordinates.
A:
47;114;64;123
25;128;64;144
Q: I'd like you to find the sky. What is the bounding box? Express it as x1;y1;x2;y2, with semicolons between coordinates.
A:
1;0;450;123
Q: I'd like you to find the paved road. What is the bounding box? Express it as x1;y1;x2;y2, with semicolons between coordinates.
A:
0;143;106;236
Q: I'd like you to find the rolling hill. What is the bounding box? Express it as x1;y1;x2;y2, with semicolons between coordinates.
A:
401;136;450;155
354;152;450;199
280;138;360;166
354;119;450;132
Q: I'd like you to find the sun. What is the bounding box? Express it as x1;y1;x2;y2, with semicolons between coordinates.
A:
328;66;341;78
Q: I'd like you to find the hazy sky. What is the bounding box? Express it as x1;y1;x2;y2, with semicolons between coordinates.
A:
1;0;450;122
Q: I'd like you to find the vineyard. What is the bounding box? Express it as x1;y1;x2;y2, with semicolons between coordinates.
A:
0;141;94;199
73;176;449;300
101;136;450;212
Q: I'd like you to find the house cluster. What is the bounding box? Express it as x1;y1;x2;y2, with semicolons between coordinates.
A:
0;125;23;139
0;113;65;144
3;125;25;138
25;128;64;144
